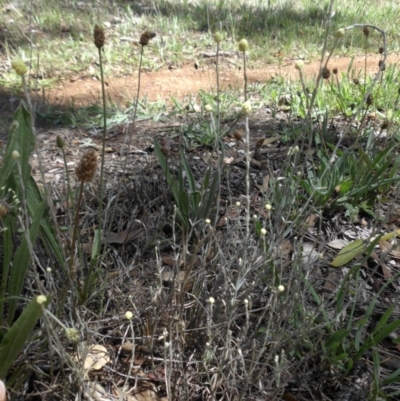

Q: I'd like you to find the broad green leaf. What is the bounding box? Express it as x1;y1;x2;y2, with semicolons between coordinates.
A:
7;200;46;325
381;230;400;241
0;295;50;380
331;239;365;267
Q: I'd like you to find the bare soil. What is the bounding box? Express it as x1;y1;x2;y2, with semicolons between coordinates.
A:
47;53;400;106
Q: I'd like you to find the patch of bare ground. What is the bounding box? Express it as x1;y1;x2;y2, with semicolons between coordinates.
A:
46;53;400;106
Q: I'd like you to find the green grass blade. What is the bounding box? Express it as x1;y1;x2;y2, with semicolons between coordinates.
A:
7;200;46;325
0;295;50;380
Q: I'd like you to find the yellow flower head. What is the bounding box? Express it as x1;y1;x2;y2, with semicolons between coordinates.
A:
11;59;27;76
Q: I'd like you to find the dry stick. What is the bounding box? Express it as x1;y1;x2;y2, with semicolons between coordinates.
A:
69;180;84;289
97;45;107;239
243;52;248;101
216;41;221;133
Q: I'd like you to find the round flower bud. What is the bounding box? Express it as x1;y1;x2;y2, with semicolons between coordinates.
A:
294;60;304;71
265;203;272;211
125;311;133;320
208;297;215;304
56;136;65;149
335;28;345;39
277;285;285;292
242;101;252;116
205;104;213;112
12;151;20;160
36;295;47;305
260;228;267;236
213;32;223;43
235;201;241;207
205;218;211;224
11;59;28;76
238;39;248;52
65;328;80;343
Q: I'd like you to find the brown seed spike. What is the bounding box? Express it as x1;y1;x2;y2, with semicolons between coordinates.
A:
140;31;156;46
363;26;370;37
322;67;331;80
75;149;98;182
381;120;389;130
333;68;338;75
353;78;360;85
366;93;373;106
94;25;105;49
379;46;384;54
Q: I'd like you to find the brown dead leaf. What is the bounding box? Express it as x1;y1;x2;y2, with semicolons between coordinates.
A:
261;174;269;192
327;239;349;250
381;263;393;279
279;239;293;257
75;344;110;371
82;242;93;254
232;129;244;142
379;240;400;259
162;270;187;284
161;254;180;267
103;220;145;244
305;214;317;228
261;135;282;145
283;392;300;401
253;145;262;161
223;157;234;165
324;269;340;293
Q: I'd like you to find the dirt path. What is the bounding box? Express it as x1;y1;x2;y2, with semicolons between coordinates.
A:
48;53;400;106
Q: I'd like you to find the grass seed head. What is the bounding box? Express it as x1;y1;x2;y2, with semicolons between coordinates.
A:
238;39;248;52
0;201;9;219
294;60;304;71
56;135;65;149
213;31;223;43
241;100;252;115
322;67;331;80
94;25;105;49
75;149;98;182
11;59;27;76
140;31;156;46
65;328;80;343
335;28;345;39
